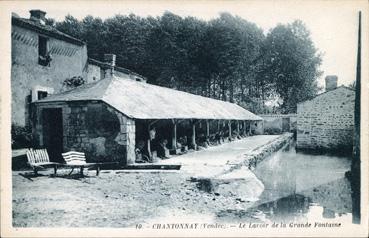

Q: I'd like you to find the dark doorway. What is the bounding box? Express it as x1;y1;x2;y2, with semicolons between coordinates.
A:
282;118;290;132
42;108;63;162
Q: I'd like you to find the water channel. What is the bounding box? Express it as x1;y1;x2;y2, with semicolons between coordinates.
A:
216;142;353;224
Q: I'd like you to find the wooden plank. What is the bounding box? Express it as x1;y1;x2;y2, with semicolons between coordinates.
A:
64;159;87;164
34;150;41;163
62;151;85;156
44;149;50;162
121;164;181;170
40;149;47;162
26;149;34;164
62;155;86;160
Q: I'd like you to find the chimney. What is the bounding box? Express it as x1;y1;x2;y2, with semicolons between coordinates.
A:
29;10;46;24
103;54;116;77
325;75;338;92
104;54;116;67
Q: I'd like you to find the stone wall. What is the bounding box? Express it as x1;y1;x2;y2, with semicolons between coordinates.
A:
84;63;102;84
296;87;355;153
34;101;135;165
259;114;297;134
11;25;88;127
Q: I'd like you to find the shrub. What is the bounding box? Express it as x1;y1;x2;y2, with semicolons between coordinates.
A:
11;124;34;149
63;76;85;89
264;127;282;135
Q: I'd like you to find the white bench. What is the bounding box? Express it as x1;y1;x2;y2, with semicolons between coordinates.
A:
26;149;60;175
62;151;100;176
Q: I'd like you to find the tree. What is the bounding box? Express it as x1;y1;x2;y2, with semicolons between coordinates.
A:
54;13;321;114
55;15;83;39
259;20;322;113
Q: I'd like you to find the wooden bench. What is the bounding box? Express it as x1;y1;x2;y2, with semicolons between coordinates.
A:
26;149;60;175
61;151;100;176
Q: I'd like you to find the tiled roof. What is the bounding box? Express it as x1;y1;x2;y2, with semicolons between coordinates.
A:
36;75;263;121
12;16;85;46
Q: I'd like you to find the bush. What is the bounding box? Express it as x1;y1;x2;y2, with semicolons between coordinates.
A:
264;127;282;135
11;124;34;149
63;76;85;89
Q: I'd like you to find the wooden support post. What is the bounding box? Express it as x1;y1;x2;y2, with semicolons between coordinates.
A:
96;165;100;176
147;123;152;159
172;119;177;150
228;120;232;138
53;164;57;175
80;166;84;176
191;120;197;149
249;121;252;135
243;121;247;135
206;120;210;137
236;121;240;135
217;120;220;132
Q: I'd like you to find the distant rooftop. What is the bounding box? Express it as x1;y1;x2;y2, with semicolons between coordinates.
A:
88;58;146;80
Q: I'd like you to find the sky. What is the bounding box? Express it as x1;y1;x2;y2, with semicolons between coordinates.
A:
7;0;367;89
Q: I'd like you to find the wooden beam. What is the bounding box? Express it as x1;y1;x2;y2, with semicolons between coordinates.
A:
171;119;177;150
249;121;252;135
243;121;247;135
147;123;152;158
191;120;197;149
206;120;210;137
228;120;232;138
236;121;240;135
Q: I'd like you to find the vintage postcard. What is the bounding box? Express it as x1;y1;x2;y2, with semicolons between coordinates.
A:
0;0;368;237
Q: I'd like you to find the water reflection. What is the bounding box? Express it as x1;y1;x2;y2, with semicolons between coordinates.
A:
217;143;353;223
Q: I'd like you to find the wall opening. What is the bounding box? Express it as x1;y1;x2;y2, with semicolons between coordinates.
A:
42;108;63;162
38;35;50;66
37;91;48;100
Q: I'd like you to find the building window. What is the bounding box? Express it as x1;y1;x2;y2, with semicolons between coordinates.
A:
38;36;52;66
31;86;54;102
37;91;48;100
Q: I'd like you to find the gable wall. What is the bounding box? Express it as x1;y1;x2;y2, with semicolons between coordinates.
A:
296;87;355;152
11;25;88;126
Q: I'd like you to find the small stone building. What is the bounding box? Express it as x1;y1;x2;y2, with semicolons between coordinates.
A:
296;76;355;153
33;74;262;165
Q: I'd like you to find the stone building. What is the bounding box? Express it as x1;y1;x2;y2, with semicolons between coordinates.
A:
296;76;355;154
11;10;145;127
33;73;262;165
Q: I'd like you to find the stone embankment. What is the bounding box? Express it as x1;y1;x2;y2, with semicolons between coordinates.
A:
231;132;294;171
193;133;294;202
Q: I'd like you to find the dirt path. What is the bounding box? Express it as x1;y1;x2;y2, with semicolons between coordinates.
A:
12;170;255;227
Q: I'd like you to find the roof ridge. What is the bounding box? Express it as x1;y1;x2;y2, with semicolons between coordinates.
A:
36;75;262;120
12;16;85;46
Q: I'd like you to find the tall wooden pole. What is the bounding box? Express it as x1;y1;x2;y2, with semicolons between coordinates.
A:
352;11;361;224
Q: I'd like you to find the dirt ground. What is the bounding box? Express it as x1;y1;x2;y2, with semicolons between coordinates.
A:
12;135;353;227
12;169;257;227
